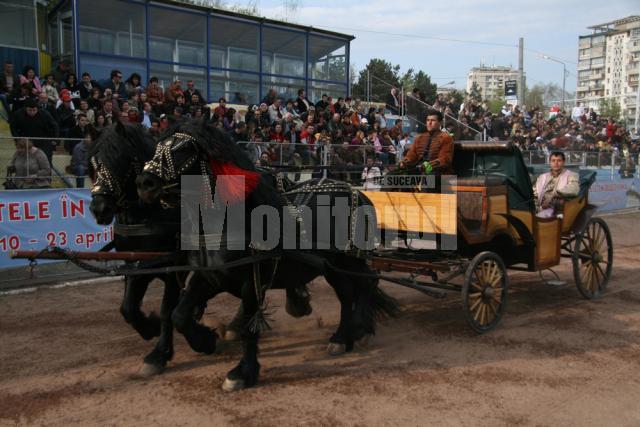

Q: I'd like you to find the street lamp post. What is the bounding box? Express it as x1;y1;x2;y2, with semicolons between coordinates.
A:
543;55;567;113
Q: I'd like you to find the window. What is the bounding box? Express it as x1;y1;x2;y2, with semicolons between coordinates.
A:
210;17;259;72
308;36;347;82
149;63;207;97
78;0;145;57
0;0;37;49
262;27;306;78
209;71;259;105
149;7;206;65
262;76;305;101
81;54;146;85
309;81;347;103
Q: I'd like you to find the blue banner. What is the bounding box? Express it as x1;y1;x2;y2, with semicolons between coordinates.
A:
588;174;640;211
0;189;113;269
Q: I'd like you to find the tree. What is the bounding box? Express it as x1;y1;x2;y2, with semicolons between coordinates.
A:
352;59;400;103
525;83;545;109
599;97;621;120
524;82;572;111
411;71;437;104
175;0;259;16
468;82;482;103
487;98;505;114
447;89;466;106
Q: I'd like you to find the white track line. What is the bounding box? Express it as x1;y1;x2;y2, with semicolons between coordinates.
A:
0;276;123;296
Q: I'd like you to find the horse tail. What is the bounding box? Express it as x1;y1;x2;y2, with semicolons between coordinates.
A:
368;285;401;322
353;284;400;338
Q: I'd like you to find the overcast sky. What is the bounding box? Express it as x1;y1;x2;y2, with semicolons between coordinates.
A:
255;0;638;93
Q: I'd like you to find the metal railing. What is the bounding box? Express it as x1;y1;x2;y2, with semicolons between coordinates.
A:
2;134;638;192
521;149;640;178
0;136;89;190
363;72;486;141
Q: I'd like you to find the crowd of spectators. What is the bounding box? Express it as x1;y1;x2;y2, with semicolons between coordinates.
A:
412;91;640;161
2;57;639;189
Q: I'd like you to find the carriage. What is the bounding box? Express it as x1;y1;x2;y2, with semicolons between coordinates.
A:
362;140;612;333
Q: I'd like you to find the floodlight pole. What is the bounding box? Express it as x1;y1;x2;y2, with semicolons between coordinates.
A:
543;55;567;112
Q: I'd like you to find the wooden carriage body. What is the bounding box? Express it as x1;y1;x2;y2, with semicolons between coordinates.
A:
363;141;599;272
360;140;610;333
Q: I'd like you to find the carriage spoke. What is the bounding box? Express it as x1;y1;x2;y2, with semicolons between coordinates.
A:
590;223;598;252
469;292;482;299
490;262;500;285
472;301;483;322
479;304;487;325
579;264;589;289
587;266;596;293
489;273;503;288
579;249;592;258
585;225;593;252
590;224;599;253
470;297;483;313
595;263;606;289
487;300;498;319
481;262;489;285
473;270;484;287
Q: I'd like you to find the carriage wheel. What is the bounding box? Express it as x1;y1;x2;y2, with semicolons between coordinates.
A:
572;217;613;299
462;251;508;334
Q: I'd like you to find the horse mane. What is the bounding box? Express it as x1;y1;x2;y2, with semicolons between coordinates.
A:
90;121;157;178
164;119;256;172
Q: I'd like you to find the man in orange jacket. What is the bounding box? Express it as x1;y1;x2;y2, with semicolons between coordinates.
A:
401;110;454;175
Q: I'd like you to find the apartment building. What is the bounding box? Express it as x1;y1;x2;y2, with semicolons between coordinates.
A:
577;16;640;127
466;65;521;101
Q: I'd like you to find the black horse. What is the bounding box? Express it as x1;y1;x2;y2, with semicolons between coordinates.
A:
137;119;399;391
88;121;217;376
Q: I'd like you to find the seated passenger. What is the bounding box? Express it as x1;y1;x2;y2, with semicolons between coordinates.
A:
534;151;579;218
400;109;454;176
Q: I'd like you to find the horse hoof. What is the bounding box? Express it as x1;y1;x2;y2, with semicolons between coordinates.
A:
222;377;245;392
286;298;312;318
137;363;164;378
355;334;373;349
224;329;240;342
327;342;347;356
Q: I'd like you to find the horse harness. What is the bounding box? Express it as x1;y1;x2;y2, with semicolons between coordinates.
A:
281;177;362;252
90;156;143;209
143;132;213;209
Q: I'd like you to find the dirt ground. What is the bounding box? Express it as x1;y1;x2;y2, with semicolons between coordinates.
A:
1;212;640;426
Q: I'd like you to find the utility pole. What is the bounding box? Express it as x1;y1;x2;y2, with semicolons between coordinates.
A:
518;37;524;107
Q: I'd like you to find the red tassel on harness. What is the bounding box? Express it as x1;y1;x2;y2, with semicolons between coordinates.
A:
208;158;260;204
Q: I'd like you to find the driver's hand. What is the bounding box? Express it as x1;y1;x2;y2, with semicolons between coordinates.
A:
421;161;433;174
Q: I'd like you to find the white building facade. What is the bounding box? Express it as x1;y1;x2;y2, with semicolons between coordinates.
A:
577;16;640;127
466;65;521;101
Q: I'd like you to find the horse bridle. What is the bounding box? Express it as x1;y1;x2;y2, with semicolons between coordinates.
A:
143;132;213;209
90;155;142;208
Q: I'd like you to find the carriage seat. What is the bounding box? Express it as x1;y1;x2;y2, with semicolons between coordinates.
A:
455;176;505;187
454;175;507;233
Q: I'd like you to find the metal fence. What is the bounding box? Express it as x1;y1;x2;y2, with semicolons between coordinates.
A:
1;134;638;192
520;149;639;178
0;136;89;190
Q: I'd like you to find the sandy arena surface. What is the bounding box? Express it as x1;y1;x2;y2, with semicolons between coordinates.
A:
1;212;639;426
